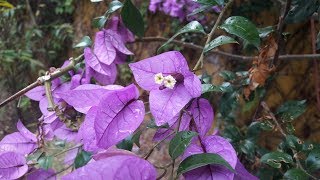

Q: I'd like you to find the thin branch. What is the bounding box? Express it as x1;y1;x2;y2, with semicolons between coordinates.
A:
144;131;175;160
0;54;84;109
193;0;234;71
270;0;292;67
261;101;317;180
134;37;320;61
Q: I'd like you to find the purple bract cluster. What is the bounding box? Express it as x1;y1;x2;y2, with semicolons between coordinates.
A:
0;15;257;180
149;0;221;21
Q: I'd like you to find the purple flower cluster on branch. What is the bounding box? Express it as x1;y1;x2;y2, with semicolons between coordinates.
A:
0;13;258;179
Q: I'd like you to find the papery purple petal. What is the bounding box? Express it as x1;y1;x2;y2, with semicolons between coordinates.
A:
129;51;189;91
25;86;45;101
92;148;135;161
39;97;60;116
64;148;79;166
62;155;156;180
26;168;56;180
70;74;82;89
84;47;115;75
91;65;117;85
0;151;28;180
189;98;214;137
183;72;202;97
104;29;133;55
94;84;144;149
234;159;258;180
78;107;101;152
57;84;121;114
149;84;192;126
54;125;78;142
93;31;116;65
153;111;191;141
17;120;37;142
0;132;37;155
106;16;134;42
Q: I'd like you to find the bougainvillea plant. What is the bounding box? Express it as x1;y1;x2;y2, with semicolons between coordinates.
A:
1;0;320;179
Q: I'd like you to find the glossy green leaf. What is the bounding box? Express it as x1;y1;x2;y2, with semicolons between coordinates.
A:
38;156;53;170
169;131;197;159
177;153;235;175
284;168;308;180
192;0;223;5
74;150;92;169
276;100;306;122
147;119;170;129
306;149;320;172
258;26;274;38
240;139;255;155
132;131;142;148
201;82;233;94
260;152;293;168
158;21;206;52
74;36;92;48
188;5;211;17
220;16;260;48
285;135;303;151
107;0;123;14
219;70;236;81
121;0;144;37
0;0;14;8
204;35;238;53
116;135;134;151
92;16;107;29
285;0;320;24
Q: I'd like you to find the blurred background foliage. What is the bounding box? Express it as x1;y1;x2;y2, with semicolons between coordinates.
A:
0;0;320;178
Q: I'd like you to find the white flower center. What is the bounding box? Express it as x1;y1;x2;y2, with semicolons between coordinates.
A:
154;73;164;85
164;75;177;89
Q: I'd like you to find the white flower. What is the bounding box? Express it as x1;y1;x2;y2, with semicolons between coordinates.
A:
154;73;164;85
164;75;177;89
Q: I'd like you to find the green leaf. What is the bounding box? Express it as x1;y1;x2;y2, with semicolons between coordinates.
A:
177;153;235;175
192;0;222;5
258;26;274;38
38;156;53;170
306;149;320;172
116;135;134;151
201;82;233;94
121;0;144;37
220;16;260;48
285;0;320;24
74;150;92;169
276;100;307;122
74;36;92;48
285;135;303;151
240;139;255;155
147;119;170;129
92;16;107;29
0;0;14;8
107;0;123;14
204;35;238;53
284;168;308;180
260;152;293;168
169;131;197;159
158;21;206;52
188;5;211;17
132;131;142;148
219;70;236;81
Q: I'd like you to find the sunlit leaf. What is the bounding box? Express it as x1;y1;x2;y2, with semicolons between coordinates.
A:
220;16;260;48
204;35;238;53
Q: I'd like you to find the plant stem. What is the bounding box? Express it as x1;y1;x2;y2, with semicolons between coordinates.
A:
193;0;234;71
0;54;84;109
144;131;175;160
261;101;317;180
